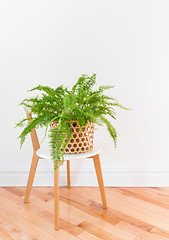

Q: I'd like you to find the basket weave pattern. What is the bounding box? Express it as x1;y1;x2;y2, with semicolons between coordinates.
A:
50;121;94;154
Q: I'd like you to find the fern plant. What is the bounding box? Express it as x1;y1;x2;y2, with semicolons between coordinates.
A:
16;74;128;168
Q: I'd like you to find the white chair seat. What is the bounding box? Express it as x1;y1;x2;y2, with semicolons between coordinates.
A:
36;145;101;160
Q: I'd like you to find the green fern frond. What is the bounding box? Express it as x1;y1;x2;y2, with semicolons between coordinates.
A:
98;85;115;92
100;116;118;147
29;85;57;96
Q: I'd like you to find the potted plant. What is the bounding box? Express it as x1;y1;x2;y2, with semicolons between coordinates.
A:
16;74;127;168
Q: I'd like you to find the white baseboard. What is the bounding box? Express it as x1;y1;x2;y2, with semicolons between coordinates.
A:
1;168;169;187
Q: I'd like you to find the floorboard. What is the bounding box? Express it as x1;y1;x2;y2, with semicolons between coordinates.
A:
0;187;169;240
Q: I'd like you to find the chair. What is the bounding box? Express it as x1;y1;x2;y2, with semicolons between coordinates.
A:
23;106;107;230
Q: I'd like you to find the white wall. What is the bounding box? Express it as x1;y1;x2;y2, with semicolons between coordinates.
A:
1;0;169;186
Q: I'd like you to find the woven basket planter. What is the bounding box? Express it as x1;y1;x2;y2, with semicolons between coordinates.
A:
50;121;95;154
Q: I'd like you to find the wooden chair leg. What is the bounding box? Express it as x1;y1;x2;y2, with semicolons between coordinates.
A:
54;166;59;230
66;160;71;189
93;154;107;209
24;153;39;203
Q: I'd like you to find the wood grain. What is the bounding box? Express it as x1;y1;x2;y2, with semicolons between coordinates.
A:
0;227;15;240
93;154;107;209
54;167;59;230
66;160;71;189
1;187;169;240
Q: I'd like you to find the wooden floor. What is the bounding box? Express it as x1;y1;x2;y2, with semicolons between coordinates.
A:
0;187;169;240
